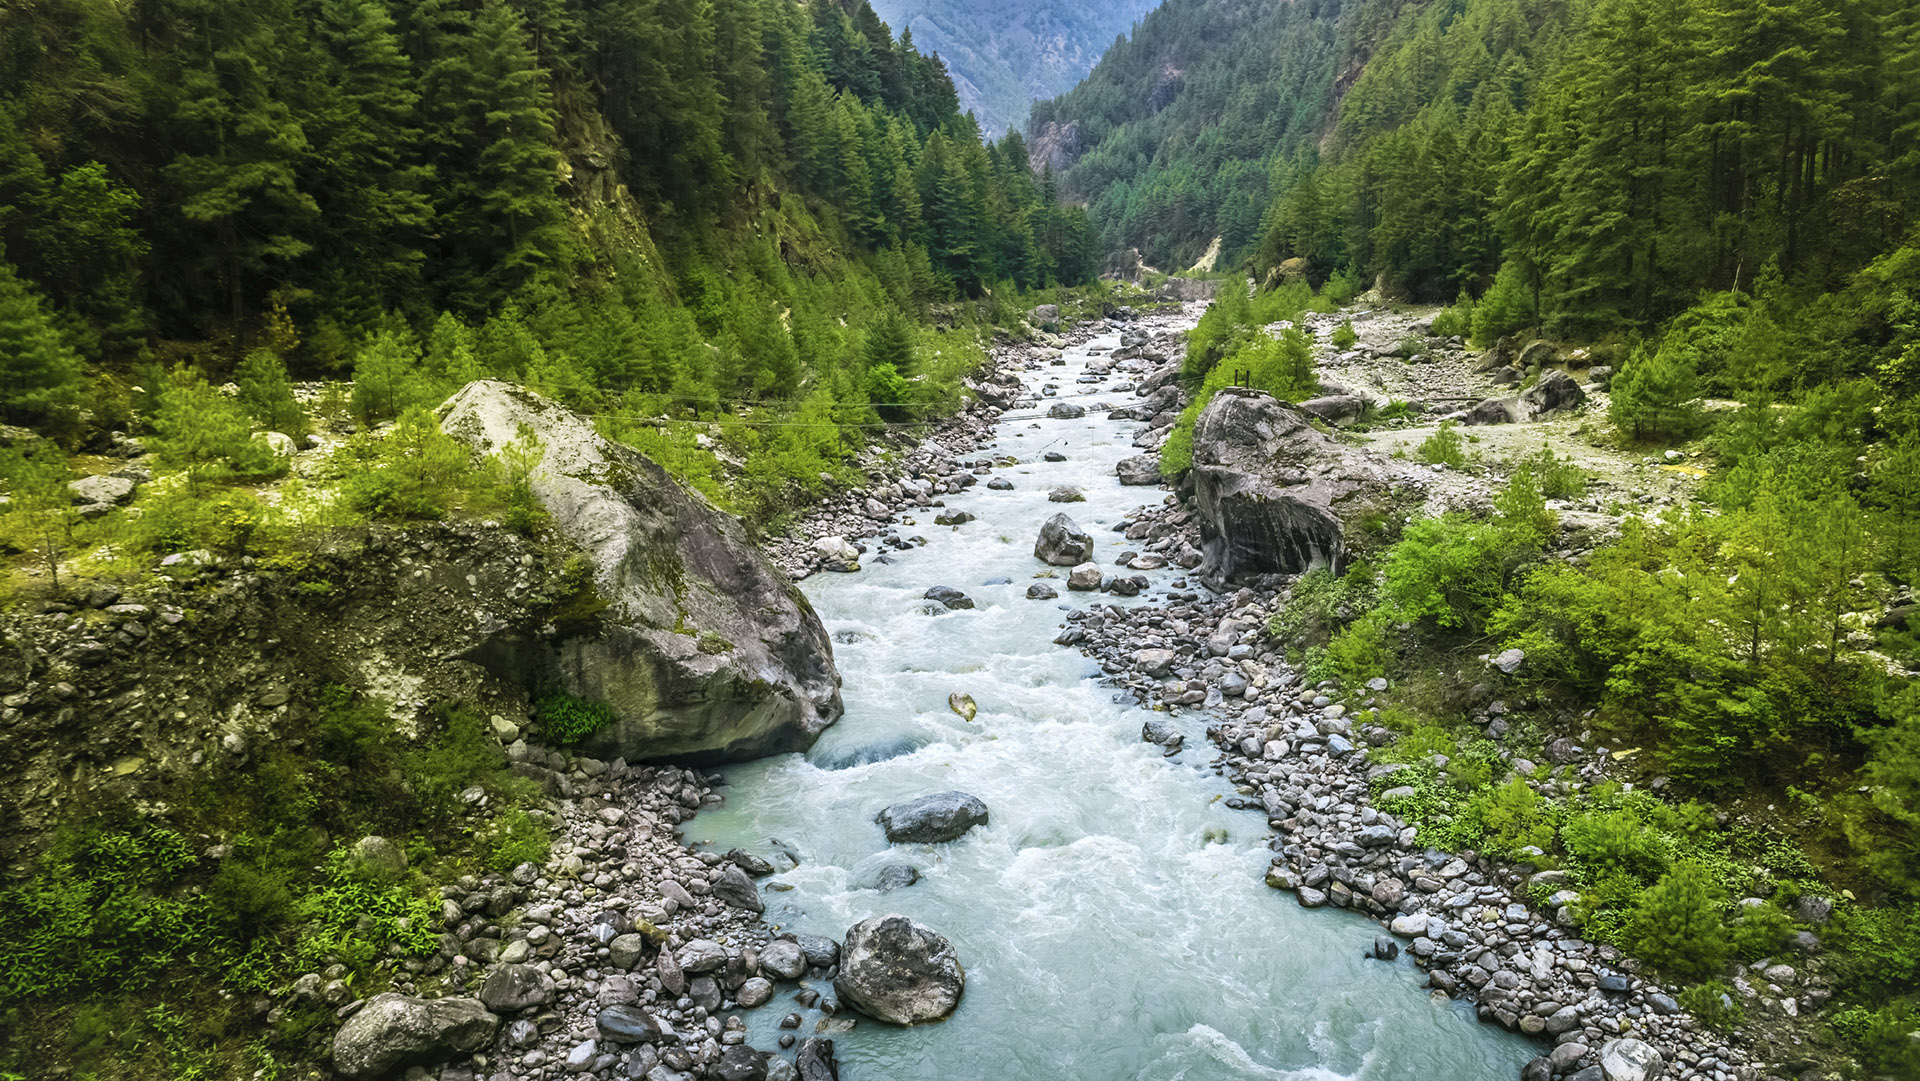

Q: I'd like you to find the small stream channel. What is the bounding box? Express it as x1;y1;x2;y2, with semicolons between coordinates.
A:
693;319;1538;1080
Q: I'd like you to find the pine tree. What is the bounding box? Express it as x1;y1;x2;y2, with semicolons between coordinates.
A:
1626;862;1729;980
352;327;433;423
0;264;83;424
467;0;570;296
154;368;273;490
311;0;435;322
1610;341;1703;441
234;347;307;439
161;0;319;342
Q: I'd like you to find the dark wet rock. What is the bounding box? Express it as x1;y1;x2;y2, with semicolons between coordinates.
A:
477;964;552;1012
1026;582;1058;600
877;792;989;843
833;915;965;1025
1048;401;1086;419
1116;455;1162;485
1034;513;1094;566
872;864;920;892
796;1038;839;1081
923;586;975;610
595;1005;665;1044
795;935;841;969
711;864;765;913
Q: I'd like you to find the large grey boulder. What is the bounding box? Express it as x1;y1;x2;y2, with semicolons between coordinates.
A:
1187;388;1478;580
1188;390;1348;577
1115;455;1162;485
332;993;498;1079
1296;395;1367;424
1464;369;1587;425
877;791;988;843
1598;1038;1663;1081
440;382;842;762
477;963;552;1012
68;474;136;506
1033;513;1093;566
834;915;965;1024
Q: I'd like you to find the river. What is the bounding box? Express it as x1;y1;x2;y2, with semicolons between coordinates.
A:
693;316;1537;1080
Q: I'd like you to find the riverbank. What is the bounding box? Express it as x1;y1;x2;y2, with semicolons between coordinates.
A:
1045;300;1830;1081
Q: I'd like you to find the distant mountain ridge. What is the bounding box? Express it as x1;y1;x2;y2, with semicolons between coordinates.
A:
868;0;1162;138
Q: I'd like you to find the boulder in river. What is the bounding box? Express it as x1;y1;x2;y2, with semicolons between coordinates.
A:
948;692;977;720
1047;485;1086;502
440;381;842;763
1116;454;1162;485
1025;582;1058;599
924;586;974;610
1066;562;1103;590
1034;513;1094;565
1048;401;1086;419
877;791;989;843
332;993;498;1079
711;863;765;913
834;915;965;1025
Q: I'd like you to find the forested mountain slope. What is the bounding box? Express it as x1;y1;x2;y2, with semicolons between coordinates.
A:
867;0;1161;138
0;0;1096;519
1038;0;1919;331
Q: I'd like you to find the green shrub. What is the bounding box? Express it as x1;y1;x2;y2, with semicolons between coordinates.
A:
1380;514;1514;632
1610;340;1703;442
1416;421;1467;468
1315;609;1391;687
1321;269;1360;307
1514;444;1588;499
1471;261;1536;346
1625;861;1730;980
487;809;553;872
1832;1001;1920;1078
1331;320;1358;350
341;406;482;521
534;687;614;745
292;849;438;971
1431;290;1474;338
1728;901;1796;959
1677;980;1745;1032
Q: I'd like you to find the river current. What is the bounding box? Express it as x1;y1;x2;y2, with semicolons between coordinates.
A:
693;320;1536;1080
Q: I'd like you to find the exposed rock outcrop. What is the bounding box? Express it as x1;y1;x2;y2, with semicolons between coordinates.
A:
440;381;842;762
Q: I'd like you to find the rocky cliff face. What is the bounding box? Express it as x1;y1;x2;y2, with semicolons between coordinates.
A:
439;382;842;763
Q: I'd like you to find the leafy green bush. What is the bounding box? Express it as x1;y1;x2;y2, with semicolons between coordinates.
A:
1471;262;1536;346
1416;421;1466;468
341;406;485;521
1678;980;1745;1032
1513;444;1587;499
534;687;614;745
1728;901;1795;960
1313;609;1391;687
1380;514;1516;632
1431;290;1474;338
1624;861;1729;979
487;809;553;872
1331;320;1358;350
292;849;438;971
1610;340;1703;442
1831;1001;1920;1078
